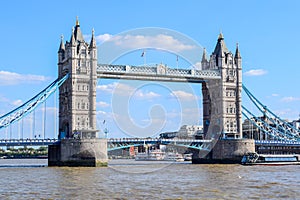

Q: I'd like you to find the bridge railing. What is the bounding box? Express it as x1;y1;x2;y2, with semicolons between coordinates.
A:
108;138;212;143
0;138;58;143
97;64;221;79
255;140;300;145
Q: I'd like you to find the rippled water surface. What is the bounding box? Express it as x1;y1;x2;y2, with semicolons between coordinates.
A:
0;159;299;199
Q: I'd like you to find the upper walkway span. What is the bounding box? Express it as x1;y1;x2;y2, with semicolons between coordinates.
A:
97;64;221;83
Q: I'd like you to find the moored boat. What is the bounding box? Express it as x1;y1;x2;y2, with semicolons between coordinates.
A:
241;152;300;165
135;150;185;162
135;150;165;161
183;153;192;161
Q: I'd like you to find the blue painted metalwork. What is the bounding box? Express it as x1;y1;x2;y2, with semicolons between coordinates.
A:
242;106;297;141
242;85;300;141
0;138;58;146
0;74;69;130
255;140;300;146
108;144;141;151
107;138;212;151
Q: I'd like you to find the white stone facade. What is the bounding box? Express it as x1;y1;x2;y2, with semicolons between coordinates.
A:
57;19;97;138
202;33;242;139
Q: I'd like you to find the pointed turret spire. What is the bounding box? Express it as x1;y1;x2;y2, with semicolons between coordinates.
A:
201;48;208;62
58;35;65;52
213;32;229;58
218;32;224;40
74;16;84;42
235;43;241;59
90;28;96;49
70;27;76;46
76;16;80;26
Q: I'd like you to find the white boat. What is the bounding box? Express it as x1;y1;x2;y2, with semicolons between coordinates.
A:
135;150;185;162
183;153;192;161
164;152;177;161
241;153;300;165
135;150;165;161
164;152;184;162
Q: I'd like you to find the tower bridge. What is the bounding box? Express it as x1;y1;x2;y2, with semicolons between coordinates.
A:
52;18;246;166
0;18;299;166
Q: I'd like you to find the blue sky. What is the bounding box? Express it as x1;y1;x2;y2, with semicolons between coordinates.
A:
0;0;300;138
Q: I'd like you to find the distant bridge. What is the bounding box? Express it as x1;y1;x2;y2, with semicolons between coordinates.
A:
0;138;58;147
2;138;300;154
0;138;212;151
255;140;300;154
107;138;213;151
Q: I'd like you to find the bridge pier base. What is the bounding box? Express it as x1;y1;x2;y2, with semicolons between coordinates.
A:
192;139;255;164
48;138;108;167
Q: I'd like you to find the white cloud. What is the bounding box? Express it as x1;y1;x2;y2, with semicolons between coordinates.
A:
12;99;23;106
97;101;110;108
0;96;23;107
281;96;300;103
0;96;9;103
0;71;49;86
140;117;167;126
97;82;160;100
97;83;116;93
134;90;160;100
244;69;267;76
166;109;181;119
84;33;113;45
273;108;300;121
170;90;198;101
97;82;133;96
104;34;196;52
96;34;113;43
40;106;57;113
272;94;279;97
97;110;107;115
192;62;202;70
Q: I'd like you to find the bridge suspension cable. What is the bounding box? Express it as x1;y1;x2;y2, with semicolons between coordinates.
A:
242;85;300;141
0;74;69;130
242;105;297;141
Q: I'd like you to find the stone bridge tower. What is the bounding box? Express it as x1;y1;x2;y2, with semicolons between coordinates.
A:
48;18;108;167
57;18;97;139
201;33;242;139
194;33;254;163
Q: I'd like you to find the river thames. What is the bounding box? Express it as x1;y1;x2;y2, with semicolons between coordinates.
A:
0;159;299;199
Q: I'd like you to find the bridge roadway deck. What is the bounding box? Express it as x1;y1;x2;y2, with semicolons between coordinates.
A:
0;139;59;147
0;138;211;147
255;140;300;146
1;138;300;147
255;140;300;154
108;138;211;143
97;64;221;83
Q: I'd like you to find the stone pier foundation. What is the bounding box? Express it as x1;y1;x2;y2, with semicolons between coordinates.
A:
192;139;255;164
48;138;108;167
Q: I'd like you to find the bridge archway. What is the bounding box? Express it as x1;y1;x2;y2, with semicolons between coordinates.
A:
59;121;69;139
